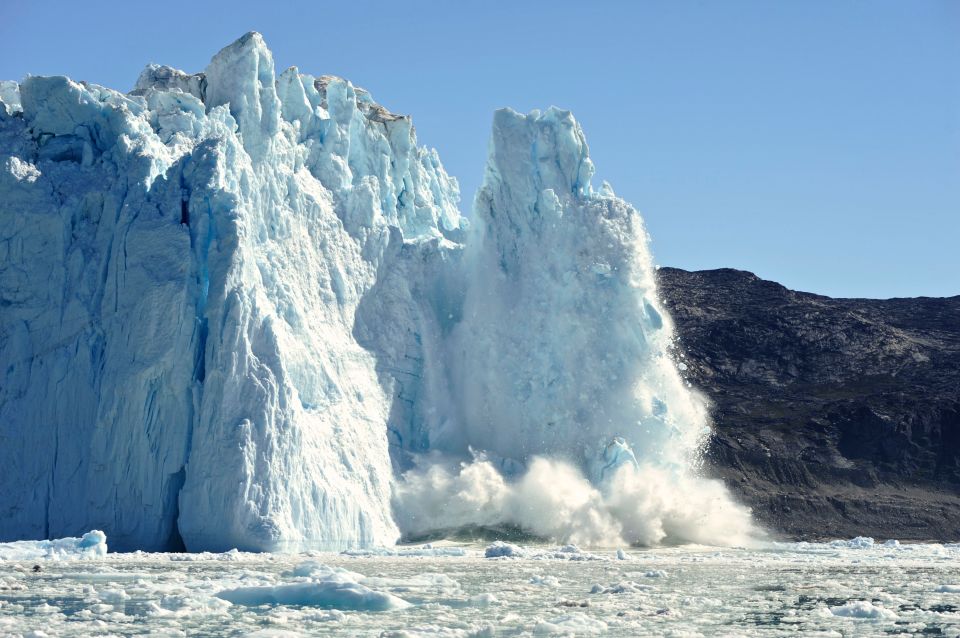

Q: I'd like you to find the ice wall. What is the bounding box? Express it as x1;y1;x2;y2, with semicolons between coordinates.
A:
0;33;754;551
0;33;463;551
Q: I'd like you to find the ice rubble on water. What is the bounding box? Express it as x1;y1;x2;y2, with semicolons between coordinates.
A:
0;32;755;552
0;530;106;561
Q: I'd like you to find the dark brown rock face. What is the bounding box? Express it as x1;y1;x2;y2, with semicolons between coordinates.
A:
657;267;960;541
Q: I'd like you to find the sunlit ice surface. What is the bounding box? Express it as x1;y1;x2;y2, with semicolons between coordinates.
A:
3;539;960;636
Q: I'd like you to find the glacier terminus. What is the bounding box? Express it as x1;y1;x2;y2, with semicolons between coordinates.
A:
0;33;757;552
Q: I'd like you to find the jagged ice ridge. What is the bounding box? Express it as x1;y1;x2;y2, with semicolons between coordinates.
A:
0;33;756;551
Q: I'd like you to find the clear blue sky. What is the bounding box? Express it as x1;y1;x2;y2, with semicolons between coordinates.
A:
2;1;957;298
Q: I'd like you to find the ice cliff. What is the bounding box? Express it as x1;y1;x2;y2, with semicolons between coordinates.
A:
0;33;755;551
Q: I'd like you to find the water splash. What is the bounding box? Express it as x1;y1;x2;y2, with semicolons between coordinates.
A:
394;107;759;546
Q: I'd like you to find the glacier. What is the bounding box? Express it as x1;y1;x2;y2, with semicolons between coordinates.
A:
0;33;755;552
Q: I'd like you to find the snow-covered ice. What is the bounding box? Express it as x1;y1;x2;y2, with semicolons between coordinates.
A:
0;32;757;553
0;536;959;636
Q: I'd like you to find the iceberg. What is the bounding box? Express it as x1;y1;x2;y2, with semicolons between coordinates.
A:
0;530;107;561
0;33;754;552
217;580;409;611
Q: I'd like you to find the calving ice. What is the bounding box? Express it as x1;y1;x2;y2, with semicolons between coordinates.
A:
0;33;755;552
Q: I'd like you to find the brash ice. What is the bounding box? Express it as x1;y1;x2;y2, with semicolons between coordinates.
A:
0;33;756;551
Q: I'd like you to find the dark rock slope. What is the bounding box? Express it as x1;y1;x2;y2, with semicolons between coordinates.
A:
657;267;960;541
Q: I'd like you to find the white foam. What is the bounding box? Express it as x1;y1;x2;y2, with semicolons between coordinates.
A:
398;457;756;547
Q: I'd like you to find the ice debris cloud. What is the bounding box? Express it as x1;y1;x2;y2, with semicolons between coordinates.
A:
0;32;757;552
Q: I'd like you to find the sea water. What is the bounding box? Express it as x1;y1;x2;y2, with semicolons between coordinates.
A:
2;540;959;636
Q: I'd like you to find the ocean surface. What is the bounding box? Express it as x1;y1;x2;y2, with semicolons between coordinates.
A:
2;539;959;636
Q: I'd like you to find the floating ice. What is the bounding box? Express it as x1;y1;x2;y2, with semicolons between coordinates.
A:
468;592;498;606
530;575;561;587
830;537;876;549
533;612;608;634
341;545;468;558
485;542;525;559
589;581;653;594
483;542;609;562
0;531;107;561
0;541;955;636
217;580;409;611
829;600;899;620
218;561;409;610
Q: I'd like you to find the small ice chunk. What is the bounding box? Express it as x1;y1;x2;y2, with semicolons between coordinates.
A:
830;537;875;549
530;575;560;587
34;603;61;614
341;545;467;557
936;585;960;593
829;601;898;620
616;549;631;560
289;561;364;581
225;561;411;610
99;588;131;604
5;156;41;183
533;612;607;634
469;593;498;606
78;530;108;553
590;581;651;594
485;541;525;558
217;581;409;611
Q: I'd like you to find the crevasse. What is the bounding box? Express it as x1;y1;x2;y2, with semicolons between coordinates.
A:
0;33;756;551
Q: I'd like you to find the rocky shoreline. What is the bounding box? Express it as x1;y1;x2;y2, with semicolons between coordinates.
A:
658;267;960;541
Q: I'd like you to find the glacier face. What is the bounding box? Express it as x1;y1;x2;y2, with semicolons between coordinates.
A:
0;33;754;552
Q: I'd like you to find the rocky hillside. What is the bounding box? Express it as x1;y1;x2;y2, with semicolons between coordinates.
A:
658;267;960;541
